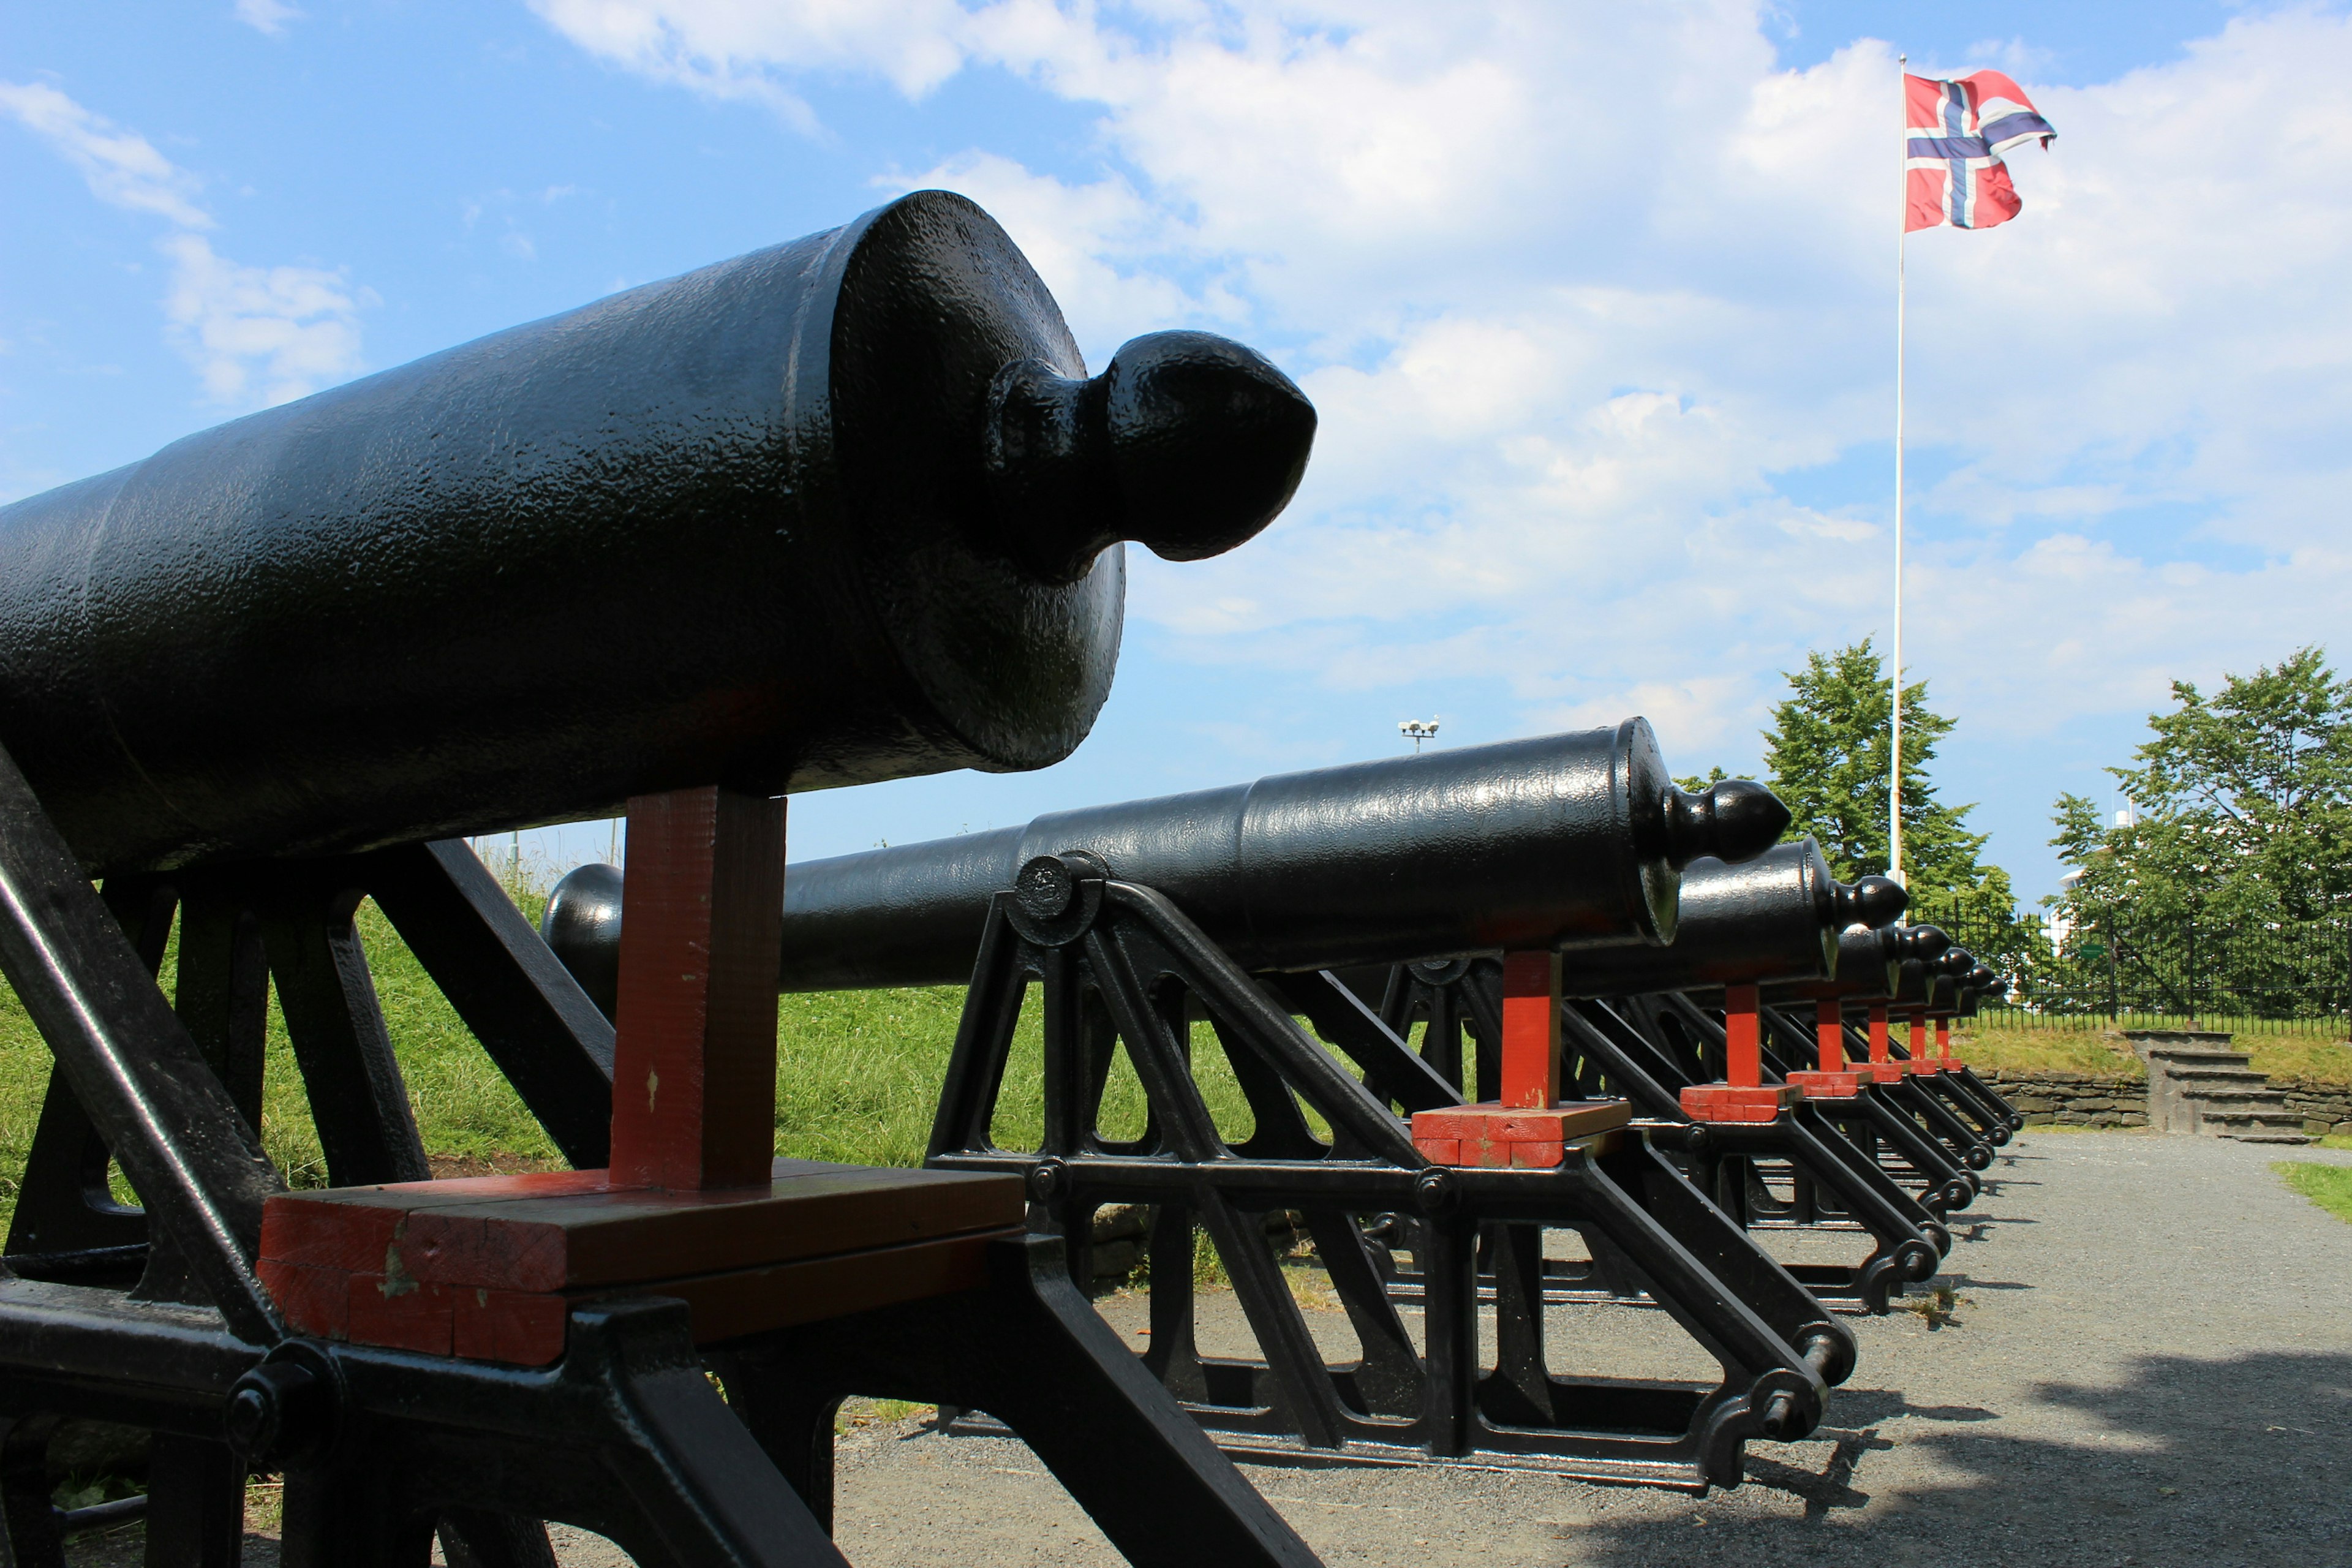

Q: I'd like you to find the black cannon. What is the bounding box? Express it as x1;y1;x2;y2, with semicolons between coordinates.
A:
546;724;1789;1007
547;734;1865;1492
0;192;1327;1568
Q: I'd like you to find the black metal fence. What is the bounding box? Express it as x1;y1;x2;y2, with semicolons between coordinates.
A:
1909;902;2352;1036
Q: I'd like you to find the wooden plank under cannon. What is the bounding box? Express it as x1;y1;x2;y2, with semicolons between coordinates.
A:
257;1159;1026;1365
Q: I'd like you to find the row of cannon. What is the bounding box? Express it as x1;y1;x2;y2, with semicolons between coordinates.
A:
538;726;2023;1490
0;189;2016;1568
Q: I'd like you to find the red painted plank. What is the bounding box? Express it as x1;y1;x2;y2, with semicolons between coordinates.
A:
609;786;790;1191
1498;950;1561;1109
1816;998;1845;1076
1723;984;1761;1088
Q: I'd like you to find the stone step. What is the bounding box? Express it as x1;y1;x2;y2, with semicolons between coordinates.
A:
2203;1113;2311;1137
2145;1049;2254;1066
2230;1132;2316;1145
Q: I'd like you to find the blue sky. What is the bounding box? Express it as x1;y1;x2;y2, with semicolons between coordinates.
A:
6;2;2349;902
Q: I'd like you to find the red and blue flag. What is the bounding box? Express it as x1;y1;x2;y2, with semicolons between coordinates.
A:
1904;70;2056;233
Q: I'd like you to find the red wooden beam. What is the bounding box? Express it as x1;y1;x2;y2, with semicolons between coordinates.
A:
1498;950;1561;1109
608;786;789;1191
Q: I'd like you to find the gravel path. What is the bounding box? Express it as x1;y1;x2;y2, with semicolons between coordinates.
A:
817;1131;2352;1568
74;1131;2348;1566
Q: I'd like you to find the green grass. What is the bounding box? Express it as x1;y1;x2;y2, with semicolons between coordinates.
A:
2275;1161;2352;1224
1953;1025;2148;1077
0;894;565;1232
1956;1020;2352;1085
775;987;1265;1167
0;888;1296;1232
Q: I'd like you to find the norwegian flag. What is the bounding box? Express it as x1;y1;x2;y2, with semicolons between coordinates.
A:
1905;70;2056;232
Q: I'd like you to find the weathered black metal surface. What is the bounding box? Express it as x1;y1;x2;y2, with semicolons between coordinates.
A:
544;726;1791;998
0;190;1314;876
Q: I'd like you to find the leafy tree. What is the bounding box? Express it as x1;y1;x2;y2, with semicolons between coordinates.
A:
2051;647;2352;927
1757;638;2014;920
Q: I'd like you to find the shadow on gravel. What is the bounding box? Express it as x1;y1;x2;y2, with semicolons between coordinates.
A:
1569;1351;2351;1567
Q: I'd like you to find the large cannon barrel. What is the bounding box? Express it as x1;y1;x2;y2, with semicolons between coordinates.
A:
0;190;1314;874
1762;924;1951;1006
1880;946;1976;1013
544;723;1790;1003
1555;839;1905;998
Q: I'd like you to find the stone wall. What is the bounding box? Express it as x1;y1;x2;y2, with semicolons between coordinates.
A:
2276;1079;2352;1138
1978;1068;2149;1128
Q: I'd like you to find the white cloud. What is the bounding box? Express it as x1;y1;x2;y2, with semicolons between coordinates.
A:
233;0;303;36
158;234;369;407
0;79;366;407
527;1;2352;760
0;80;213;228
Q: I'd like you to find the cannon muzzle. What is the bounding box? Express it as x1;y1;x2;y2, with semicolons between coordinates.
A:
1765;920;1948;1006
1557;840;1902;998
0;191;1312;873
544;724;1789;1009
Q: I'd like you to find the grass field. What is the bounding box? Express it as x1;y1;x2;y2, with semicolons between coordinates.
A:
0;891;1264;1234
2;882;2348;1238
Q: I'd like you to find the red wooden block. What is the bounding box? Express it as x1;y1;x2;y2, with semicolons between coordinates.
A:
609;786;790;1191
1853;1063;1908;1084
401;1208;570;1294
345;1273;454;1357
1867;1003;1890;1063
1785;1069;1865;1099
453;1286;570;1367
1408;1101;1631;1167
1498;950;1561;1109
1679;1084;1799;1125
1723;984;1762;1088
259;1200;403;1277
1400;1107;1487;1142
609;1232;1005;1346
1510;1140;1567;1169
258;1259;350;1340
1815;998;1847;1076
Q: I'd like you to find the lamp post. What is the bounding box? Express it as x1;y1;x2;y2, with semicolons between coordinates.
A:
1399;718;1439;753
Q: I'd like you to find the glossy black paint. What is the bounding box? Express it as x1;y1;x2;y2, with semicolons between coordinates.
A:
544;725;1792;1000
0;191;1314;875
1555;840;1903;998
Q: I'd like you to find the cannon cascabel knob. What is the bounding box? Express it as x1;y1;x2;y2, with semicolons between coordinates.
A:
541;862;625;1022
1891;924;1951;962
1834;874;1907;931
1660;778;1790;870
1966;965;1997;990
1937;946;1976;978
984;329;1316;584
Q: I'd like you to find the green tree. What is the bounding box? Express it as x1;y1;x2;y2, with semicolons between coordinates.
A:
1759;638;2014;919
2051;646;2352;926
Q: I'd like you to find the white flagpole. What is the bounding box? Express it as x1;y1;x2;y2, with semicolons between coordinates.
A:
1890;53;1908;895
